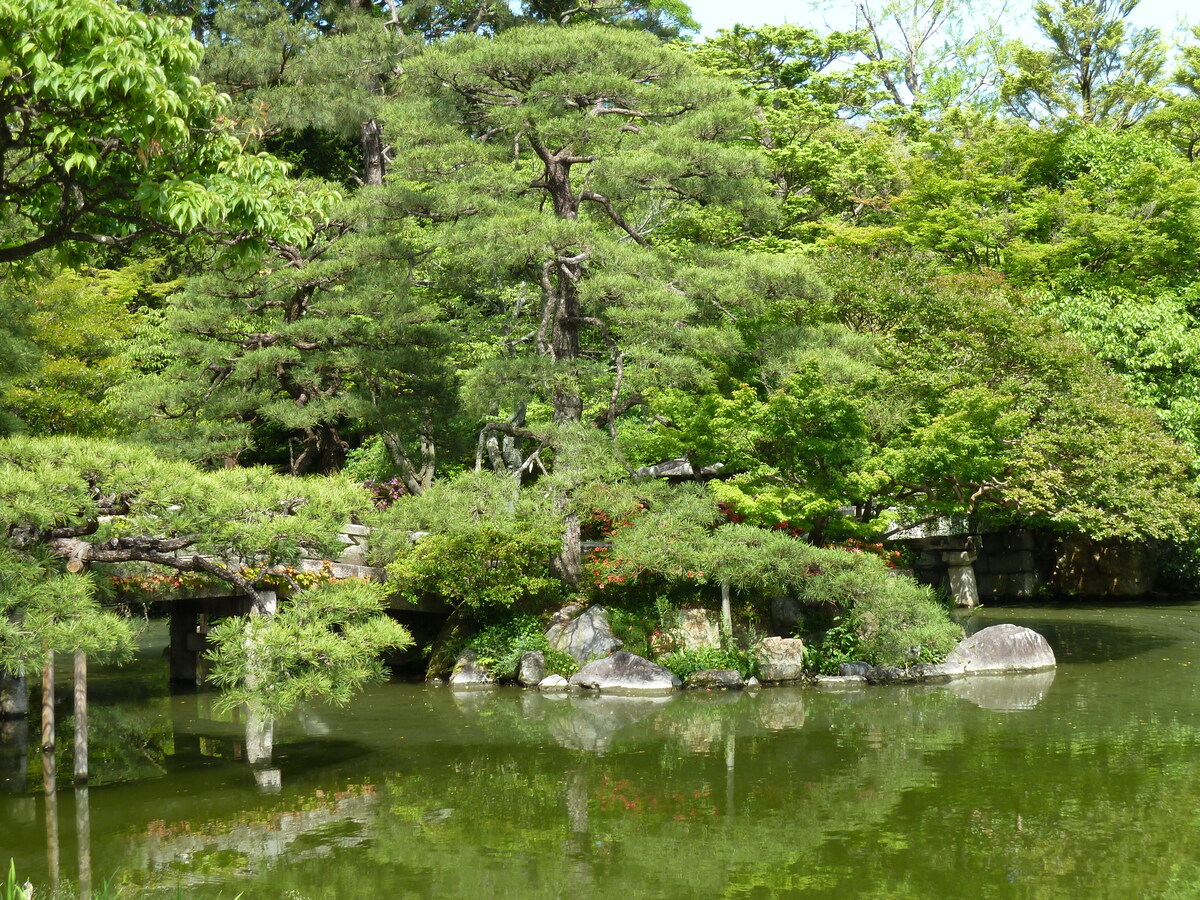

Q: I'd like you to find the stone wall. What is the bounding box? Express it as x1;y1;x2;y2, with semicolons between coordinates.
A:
905;528;1157;602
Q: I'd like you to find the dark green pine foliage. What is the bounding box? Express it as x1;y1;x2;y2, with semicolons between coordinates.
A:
385;24;769;442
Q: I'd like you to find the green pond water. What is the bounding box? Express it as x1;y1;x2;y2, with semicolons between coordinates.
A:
5;603;1200;898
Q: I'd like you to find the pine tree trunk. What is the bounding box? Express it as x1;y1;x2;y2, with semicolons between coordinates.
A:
554;511;582;587
362;118;386;186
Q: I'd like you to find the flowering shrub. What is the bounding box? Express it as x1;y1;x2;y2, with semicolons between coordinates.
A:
107;561;349;597
363;478;406;510
835;538;905;568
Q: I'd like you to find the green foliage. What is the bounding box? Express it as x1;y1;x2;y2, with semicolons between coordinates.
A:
0;0;337;263
0;549;136;671
1032;285;1200;456
464;614;577;677
1001;0;1167;127
374;472;565;611
659;645;757;679
605;600;666;660
808;251;1200;541
844;584;962;668
205;580;412;716
4;261;177;436
804;618;860;675
691;25;897;240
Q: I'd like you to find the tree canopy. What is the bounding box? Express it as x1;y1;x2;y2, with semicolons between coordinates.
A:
7;0;1200;709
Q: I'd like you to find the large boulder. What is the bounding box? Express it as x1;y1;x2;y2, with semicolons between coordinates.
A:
666;608;720;652
546;604;622;665
448;649;496;688
942;624;1056;674
517;651;547;687
754;637;806;683
569;651;681;694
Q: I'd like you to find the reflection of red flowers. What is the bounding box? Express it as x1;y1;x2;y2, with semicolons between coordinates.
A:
595;774;717;820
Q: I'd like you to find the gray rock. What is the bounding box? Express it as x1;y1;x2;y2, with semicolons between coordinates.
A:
865;665;912;684
838;661;873;677
770;596;804;637
684;669;745;690
942;624;1056;674
913;661;966;680
816;675;867;688
666;608;720;652
744;676;761;690
517;651;547;687
448;649;496;688
569;651;681;694
754;637;806;683
538;674;571;692
546;604;623;665
0;673;28;718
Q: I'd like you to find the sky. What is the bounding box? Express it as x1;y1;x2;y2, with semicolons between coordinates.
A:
685;0;1195;42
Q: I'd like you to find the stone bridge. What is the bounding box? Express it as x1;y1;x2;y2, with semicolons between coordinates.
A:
167;524;446;684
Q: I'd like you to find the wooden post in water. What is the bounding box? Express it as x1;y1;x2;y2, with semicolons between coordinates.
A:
73;651;87;784
41;649;54;752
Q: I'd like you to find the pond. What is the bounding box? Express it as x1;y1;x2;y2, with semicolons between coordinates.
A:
5;602;1200;898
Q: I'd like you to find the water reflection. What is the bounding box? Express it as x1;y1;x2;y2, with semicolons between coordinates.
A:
10;604;1200;898
947;669;1056;711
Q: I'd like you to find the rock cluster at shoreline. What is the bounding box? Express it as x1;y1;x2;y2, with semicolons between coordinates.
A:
441;605;1056;696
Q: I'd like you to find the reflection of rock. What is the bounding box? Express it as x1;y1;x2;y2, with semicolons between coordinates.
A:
685;669;744;690
0;717;28;793
449;649;496;687
947;670;1056;711
942;624;1056;674
570;652;681;694
549;694;674;753
816;675;867;689
451;685;498;715
253;768;282;792
547;605;622;665
517;651;547;686
752;689;806;731
754;637;806;683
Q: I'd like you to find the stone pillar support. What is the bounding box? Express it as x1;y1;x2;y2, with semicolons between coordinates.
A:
942;538;982;608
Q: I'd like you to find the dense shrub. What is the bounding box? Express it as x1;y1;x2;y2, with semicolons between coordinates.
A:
465;615;577;678
660;646;758;680
370;472;565;611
